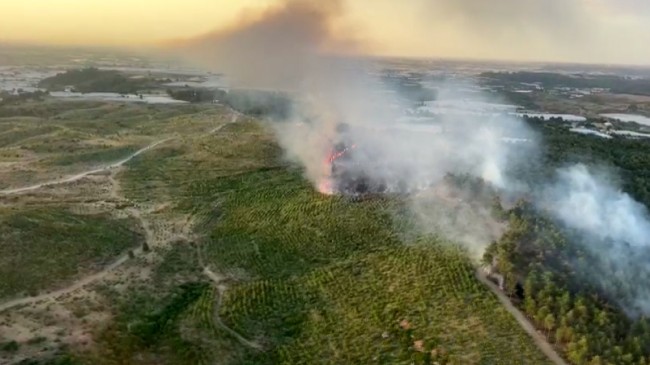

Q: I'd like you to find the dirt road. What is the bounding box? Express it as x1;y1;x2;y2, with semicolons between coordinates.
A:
0;138;173;195
0;138;170;312
476;270;569;365
0;115;239;312
0;249;138;312
209;113;239;134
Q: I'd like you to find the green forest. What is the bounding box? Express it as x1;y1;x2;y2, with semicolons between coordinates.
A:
481;71;650;96
480;117;650;365
38;68;159;94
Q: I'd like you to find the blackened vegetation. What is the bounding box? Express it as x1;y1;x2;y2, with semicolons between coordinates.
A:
330;129;390;196
328;123;405;196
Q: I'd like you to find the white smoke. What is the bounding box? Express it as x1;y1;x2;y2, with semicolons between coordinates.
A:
277;79;650;314
546;165;649;249
274;79;537;258
543;164;650;315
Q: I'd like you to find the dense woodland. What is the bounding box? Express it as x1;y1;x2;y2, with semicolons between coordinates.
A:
485;201;650;365
526;117;650;208
38;68;159;94
481;71;650;96
481;117;650;365
165;88;226;103
222;89;293;119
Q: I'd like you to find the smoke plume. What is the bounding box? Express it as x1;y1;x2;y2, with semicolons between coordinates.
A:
177;0;359;90
543;165;650;315
177;0;650;315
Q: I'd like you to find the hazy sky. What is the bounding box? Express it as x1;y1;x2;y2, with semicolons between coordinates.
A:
2;0;649;65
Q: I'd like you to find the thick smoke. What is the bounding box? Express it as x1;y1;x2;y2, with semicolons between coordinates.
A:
177;0;358;90
178;0;650;315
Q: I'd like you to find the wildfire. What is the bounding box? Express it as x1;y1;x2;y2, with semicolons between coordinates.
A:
318;143;357;195
327;144;357;164
318;178;334;195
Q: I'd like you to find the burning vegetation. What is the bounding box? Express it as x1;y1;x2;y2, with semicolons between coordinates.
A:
321;123;389;196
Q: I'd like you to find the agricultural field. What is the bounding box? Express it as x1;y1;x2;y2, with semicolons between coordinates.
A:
77;119;552;364
0;97;552;364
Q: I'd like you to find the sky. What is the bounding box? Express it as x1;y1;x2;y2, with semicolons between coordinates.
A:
1;0;649;65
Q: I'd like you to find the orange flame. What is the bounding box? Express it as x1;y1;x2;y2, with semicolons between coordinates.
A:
327;144;357;163
318;144;357;195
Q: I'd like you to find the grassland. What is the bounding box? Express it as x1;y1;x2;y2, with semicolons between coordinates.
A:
0;207;142;300
0;98;224;304
0;99;224;189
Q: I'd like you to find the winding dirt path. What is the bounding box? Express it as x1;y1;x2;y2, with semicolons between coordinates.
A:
0;251;137;313
195;221;261;350
0;140;168;313
476;270;569;365
0;138;173;195
209;113;239;134
211;281;263;351
0;202;156;313
0;113;240;313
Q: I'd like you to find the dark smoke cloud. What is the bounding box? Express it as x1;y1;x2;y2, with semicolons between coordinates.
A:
177;0;360;90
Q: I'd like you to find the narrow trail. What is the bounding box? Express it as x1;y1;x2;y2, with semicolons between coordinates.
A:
211;282;263;351
0;251;137;313
0;138;173;195
0;202;154;313
476;270;569;365
0;140;168;312
195;223;261;350
2;112;259;352
0;114;240;313
0;112;240;312
209;113;239;134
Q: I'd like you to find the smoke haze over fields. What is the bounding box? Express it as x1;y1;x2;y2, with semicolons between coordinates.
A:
176;0;650;315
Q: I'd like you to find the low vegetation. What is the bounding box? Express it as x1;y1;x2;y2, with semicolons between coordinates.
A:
0;207;142;299
46;145;140;166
